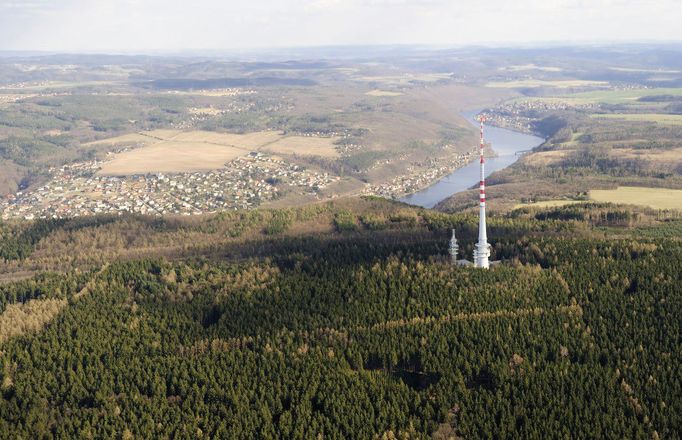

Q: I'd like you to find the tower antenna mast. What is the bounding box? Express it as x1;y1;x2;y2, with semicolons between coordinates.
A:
473;115;491;269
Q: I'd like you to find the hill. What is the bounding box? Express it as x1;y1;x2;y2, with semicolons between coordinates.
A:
0;198;680;438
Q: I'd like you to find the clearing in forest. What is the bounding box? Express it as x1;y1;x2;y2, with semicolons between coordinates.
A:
589;186;682;210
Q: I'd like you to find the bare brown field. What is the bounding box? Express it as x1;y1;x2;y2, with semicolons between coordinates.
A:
98;141;247;175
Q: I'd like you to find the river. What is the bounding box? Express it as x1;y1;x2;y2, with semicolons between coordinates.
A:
399;111;545;208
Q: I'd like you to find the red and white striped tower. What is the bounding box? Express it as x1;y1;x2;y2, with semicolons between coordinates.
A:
473;115;491;269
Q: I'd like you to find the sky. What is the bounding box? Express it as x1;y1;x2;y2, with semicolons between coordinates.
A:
0;0;680;52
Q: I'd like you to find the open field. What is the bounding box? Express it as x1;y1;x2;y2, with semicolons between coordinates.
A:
590;187;682;210
515;186;682;210
590;113;682;125
486;79;608;88
97;141;247;175
564;88;682;104
94;129;342;175
365;90;404;97
508;88;682;105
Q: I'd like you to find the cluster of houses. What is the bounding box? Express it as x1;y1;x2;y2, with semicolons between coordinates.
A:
479;100;596;134
1;154;339;220
363;150;475;199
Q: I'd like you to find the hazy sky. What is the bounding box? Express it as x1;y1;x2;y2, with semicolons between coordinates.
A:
0;0;680;52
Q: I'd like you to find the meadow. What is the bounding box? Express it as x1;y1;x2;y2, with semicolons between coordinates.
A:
95;129;341;175
98;141;247;175
590;113;682;125
486;79;608;88
589;186;682;210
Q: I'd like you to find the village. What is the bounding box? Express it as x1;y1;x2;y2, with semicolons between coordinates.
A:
363;150;475;199
479;99;597;134
1;154;339;219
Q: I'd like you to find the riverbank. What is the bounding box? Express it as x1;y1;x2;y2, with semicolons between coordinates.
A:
361;149;476;200
399;112;546;208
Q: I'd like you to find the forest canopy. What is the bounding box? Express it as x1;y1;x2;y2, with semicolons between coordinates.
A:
0;198;680;439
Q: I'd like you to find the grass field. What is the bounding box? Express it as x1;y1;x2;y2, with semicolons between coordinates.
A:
565;88;682;104
365;90;404;97
98;142;247;175
589;187;682;210
515;186;682;210
590;113;682;125
486;79;608;89
510;88;682;105
95;129;341;175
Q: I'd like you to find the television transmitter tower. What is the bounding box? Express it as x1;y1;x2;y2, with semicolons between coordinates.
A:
473;115;491;269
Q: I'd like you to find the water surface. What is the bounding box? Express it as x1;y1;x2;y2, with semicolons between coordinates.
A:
400;111;545;208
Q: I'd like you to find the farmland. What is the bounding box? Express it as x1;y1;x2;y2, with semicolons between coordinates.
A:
589;186;682;210
98;142;247;175
95;130;341;176
486;79;608;89
554;87;682;105
516;187;682;211
590;113;682;125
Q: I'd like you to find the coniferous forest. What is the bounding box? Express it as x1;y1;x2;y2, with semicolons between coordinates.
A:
0;199;680;439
